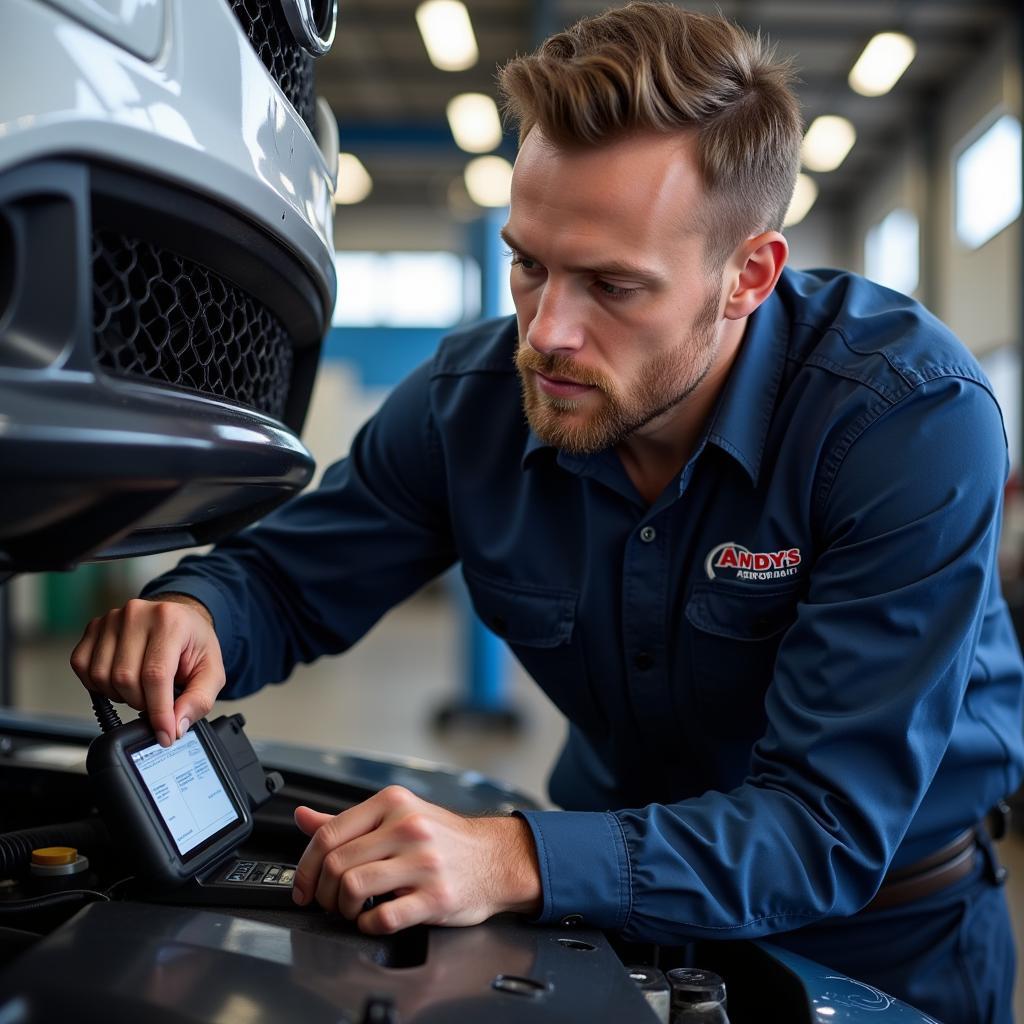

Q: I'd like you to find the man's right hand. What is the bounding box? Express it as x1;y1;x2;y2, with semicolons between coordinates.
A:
70;595;226;749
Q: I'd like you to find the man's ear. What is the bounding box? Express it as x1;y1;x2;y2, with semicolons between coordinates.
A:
723;232;788;321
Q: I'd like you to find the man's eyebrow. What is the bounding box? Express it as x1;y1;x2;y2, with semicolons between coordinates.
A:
499;226;665;285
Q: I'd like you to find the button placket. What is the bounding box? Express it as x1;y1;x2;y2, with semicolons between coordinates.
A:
623;514;669;743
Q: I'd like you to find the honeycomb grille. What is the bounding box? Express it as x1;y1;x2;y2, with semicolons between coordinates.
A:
91;230;294;422
228;0;317;135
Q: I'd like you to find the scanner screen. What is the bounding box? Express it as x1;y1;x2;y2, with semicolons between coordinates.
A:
130;732;240;856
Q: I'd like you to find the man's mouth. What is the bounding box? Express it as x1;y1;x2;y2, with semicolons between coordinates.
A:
534;370;596;398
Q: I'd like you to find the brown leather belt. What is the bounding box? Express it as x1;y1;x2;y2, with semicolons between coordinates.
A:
864;828;977;913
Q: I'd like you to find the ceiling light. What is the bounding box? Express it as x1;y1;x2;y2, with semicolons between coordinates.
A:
801;116;856;172
464;156;513;207
416;0;478;72
447;93;503;153
784;173;819;227
334;153;372;204
849;32;916;97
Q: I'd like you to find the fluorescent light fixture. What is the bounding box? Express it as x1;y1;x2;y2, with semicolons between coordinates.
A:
849;33;916;97
464;156;513;207
801;115;856;172
332;252;468;328
416;0;478;71
784;173;818;227
447;93;503;153
864;208;920;294
334;153;372;204
955;114;1022;249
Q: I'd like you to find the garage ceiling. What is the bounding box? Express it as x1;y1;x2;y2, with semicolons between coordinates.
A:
316;0;1019;216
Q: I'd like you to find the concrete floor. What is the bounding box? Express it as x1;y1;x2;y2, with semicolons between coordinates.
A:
11;589;1024;1021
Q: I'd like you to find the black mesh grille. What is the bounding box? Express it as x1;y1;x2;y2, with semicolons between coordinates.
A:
229;0;317;135
91;230;294;422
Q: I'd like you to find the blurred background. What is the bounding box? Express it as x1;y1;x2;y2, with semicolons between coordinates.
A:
6;0;1024;1009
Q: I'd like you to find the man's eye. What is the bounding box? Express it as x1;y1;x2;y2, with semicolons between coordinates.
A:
596;280;641;299
505;248;541;272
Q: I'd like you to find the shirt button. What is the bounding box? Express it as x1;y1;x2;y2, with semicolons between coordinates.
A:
634;652;654;670
639;526;656;543
559;914;584;927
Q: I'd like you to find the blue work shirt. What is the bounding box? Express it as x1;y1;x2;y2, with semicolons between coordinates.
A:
144;267;1024;944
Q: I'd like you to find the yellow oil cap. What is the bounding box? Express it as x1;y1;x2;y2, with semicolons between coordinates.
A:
31;846;78;867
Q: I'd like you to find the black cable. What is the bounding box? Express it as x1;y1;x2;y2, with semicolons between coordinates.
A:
90;693;122;732
0;889;109;913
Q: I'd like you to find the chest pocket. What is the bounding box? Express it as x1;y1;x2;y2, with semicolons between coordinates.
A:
685;579;801;738
462;567;602;732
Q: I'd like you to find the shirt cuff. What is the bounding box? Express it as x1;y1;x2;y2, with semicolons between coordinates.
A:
516;809;632;930
139;576;238;668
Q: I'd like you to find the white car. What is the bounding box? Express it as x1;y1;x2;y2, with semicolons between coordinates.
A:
0;0;339;574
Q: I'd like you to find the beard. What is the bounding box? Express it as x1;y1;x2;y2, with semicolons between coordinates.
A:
514;286;721;455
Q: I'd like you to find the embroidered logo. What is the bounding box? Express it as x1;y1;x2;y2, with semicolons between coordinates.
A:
704;542;802;581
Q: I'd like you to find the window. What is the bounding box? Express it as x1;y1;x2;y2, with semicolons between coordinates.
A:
864;208;920;296
955;113;1022;250
332;252;478;327
979;345;1021;471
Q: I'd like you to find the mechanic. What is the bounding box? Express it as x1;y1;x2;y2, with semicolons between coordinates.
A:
71;4;1023;1022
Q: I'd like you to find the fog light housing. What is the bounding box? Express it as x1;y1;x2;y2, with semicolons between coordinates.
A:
281;0;337;56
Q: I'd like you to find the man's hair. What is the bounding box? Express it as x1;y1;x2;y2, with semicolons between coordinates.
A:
497;2;803;266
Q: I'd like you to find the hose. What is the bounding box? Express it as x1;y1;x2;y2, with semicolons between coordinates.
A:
0;818;111;877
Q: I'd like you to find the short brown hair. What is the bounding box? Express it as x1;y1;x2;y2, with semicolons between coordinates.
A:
498;2;802;265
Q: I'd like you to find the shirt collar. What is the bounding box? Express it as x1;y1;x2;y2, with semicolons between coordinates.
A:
704;280;790;487
521;277;791;486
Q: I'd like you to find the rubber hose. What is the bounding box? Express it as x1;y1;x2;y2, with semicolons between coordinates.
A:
0;818;110;877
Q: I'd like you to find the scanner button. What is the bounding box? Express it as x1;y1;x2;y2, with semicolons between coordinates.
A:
228;861;255;882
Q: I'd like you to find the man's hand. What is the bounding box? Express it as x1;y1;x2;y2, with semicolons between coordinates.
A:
70;595;225;748
293;785;542;934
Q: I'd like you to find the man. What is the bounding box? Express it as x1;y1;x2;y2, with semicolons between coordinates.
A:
72;4;1023;1021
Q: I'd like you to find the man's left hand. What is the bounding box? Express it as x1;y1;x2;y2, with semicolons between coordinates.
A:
292;785;542;934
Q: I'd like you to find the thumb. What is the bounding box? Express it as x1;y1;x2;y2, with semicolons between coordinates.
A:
294;805;335;837
171;656;225;739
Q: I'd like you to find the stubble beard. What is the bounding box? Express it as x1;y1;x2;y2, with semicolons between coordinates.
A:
515;286;721;455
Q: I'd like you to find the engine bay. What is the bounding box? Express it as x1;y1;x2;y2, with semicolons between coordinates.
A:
0;710;827;1024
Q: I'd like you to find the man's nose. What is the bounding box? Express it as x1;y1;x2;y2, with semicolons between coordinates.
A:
525;280;584;355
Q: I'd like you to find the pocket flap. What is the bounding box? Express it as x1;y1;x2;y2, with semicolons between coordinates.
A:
686;580;799;641
463;567;576;647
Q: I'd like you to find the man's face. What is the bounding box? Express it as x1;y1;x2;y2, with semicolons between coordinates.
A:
505;130;728;455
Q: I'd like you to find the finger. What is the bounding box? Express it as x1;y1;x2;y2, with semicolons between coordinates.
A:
314;831;406;916
293;796;395;906
171;649;225;740
70;618;102;686
109;603;167;741
330;855;410;920
88;611;139;705
294;806;334;837
293;807;343;909
135;615;189;748
358;892;432;935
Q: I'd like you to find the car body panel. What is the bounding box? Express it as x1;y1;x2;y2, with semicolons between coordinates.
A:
38;0;166;61
1;0;337;294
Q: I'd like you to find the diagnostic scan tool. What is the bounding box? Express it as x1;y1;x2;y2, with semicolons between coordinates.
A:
87;703;295;907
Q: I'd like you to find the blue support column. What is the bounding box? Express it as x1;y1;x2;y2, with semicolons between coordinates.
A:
434;207;522;733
